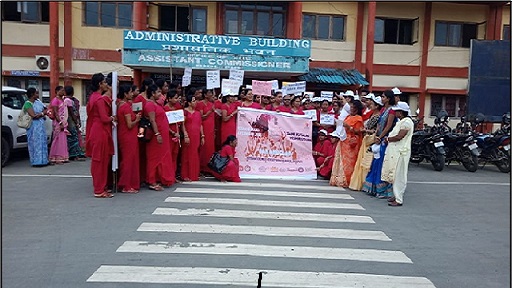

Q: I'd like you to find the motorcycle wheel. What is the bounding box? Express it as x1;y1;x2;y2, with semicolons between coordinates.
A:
461;154;479;172
495;150;511;173
431;153;445;171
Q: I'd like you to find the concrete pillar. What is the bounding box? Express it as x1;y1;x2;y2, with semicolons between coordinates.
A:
49;1;60;100
364;1;376;90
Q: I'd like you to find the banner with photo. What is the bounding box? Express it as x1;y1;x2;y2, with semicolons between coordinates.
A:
236;107;316;180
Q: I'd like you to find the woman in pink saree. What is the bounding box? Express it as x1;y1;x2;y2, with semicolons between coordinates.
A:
49;86;70;164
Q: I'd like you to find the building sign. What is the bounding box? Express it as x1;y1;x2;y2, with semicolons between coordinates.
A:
123;30;311;57
122;30;311;73
123;50;309;73
10;70;40;77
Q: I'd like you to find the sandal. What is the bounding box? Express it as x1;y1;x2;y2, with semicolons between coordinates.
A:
94;192;114;198
122;188;139;193
148;184;164;191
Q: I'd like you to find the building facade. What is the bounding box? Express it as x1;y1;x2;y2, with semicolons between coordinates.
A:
2;1;510;126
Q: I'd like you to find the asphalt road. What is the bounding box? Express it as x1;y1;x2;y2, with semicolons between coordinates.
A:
2;151;510;288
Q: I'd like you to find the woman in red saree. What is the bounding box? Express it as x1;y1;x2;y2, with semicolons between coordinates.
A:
214;96;224;151
144;84;175;191
221;94;239;144
289;96;305;115
209;135;241;182
181;94;204;181
240;89;261;109
313;129;332;167
133;78;154;185
339;100;365;187
318;132;340;179
117;84;141;193
87;74;115;198
196;89;216;172
164;89;182;181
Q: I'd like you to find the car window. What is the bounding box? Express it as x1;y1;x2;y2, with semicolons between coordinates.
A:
2;92;28;110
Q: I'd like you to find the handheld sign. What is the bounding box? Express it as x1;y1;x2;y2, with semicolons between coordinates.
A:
182;68;192;87
221;78;240;96
321;91;333;100
268;80;279;91
252;80;272;96
319;113;335;125
206;70;220;89
303;109;317;120
166;109;185;124
282;81;306;95
132;102;143;112
229;69;244;86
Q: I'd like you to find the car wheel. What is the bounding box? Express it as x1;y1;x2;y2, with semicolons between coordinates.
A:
2;137;11;167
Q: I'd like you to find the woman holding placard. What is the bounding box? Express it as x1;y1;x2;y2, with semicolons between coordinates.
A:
221;94;239;146
164;89;183;181
181;94;204;181
117;84;141;193
144;84;175;191
196;89;216;172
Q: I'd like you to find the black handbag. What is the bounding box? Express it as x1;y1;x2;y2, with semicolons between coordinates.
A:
208;152;230;173
138;117;153;142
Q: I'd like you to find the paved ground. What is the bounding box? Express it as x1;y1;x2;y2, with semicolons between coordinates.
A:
2;151;510;287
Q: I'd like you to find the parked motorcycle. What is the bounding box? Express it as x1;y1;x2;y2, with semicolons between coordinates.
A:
410;114;446;171
442;132;480;172
474;113;511;173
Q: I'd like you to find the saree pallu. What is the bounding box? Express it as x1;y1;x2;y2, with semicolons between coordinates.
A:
27;100;48;166
329;142;346;187
67;125;84;158
348;134;375;191
361;142;393;197
338;115;363;187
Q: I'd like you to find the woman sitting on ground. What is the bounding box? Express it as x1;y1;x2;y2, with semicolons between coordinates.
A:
210;135;241;182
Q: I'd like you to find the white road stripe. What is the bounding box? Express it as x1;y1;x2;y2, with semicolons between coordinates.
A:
137;223;391;241
173;187;354;199
117;241;412;263
165;197;364;210
153;208;375;223
87;266;436;287
179;181;345;191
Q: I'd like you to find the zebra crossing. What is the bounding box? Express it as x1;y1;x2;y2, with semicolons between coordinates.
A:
87;180;436;287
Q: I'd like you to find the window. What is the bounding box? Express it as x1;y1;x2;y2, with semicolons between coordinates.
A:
2;78;51;104
224;2;286;37
375;17;417;45
430;95;466;117
83;2;132;28
158;5;207;33
302;13;345;41
434;21;478;48
1;2;49;23
503;25;510;40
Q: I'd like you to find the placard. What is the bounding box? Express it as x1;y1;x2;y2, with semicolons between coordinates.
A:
303;109;317;120
321;91;333;100
252;80;273;96
221;78;240;96
282;81;306;95
182;67;192;87
303;92;315;98
166;109;185;124
132;102;143;112
206;70;220;89
268;80;279;91
229;69;244;86
319;114;335;125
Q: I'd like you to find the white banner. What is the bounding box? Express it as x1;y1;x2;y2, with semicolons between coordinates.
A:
206;70;220;89
282;81;306;95
182;68;192;87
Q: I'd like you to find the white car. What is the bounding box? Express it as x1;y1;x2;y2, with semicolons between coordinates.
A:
1;86;53;166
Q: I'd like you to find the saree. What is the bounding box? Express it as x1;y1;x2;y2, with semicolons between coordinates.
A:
349;113;380;191
339;115;363;187
361;107;395;197
49;97;69;163
25;100;48;166
329;141;346;187
65;97;85;158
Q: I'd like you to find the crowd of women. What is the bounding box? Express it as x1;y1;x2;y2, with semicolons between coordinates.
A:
23;72;414;205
